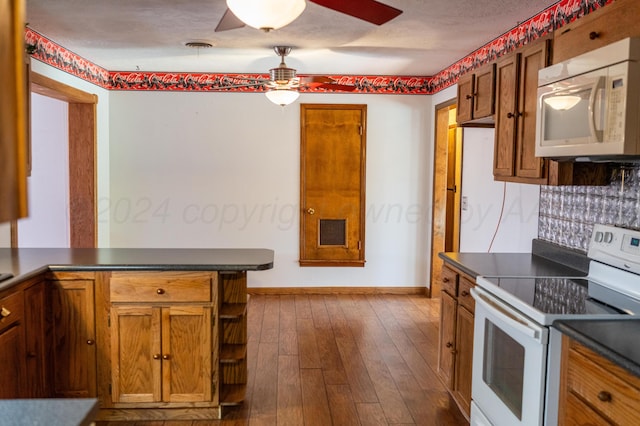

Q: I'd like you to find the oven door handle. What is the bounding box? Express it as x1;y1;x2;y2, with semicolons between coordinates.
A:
471;287;545;342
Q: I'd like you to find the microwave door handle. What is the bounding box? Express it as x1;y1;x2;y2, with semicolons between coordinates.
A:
471;288;543;342
588;76;605;141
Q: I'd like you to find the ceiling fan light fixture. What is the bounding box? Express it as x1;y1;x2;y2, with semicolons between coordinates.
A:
226;0;306;32
265;88;300;106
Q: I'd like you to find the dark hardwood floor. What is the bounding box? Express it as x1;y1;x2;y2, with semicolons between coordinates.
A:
97;294;468;425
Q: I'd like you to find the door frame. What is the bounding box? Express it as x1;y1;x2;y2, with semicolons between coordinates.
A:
12;71;97;248
430;99;462;297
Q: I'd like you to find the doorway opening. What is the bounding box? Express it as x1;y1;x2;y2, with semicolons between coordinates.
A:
430;101;463;297
12;72;97;248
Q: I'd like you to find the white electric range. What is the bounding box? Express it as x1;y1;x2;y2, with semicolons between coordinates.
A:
470;223;640;426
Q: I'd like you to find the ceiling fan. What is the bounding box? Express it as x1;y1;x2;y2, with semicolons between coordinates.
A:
215;0;402;32
218;46;357;105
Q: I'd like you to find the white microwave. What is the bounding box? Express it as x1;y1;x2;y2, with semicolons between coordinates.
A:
535;37;640;159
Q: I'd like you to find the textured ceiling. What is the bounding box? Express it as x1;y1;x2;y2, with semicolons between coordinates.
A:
26;0;560;76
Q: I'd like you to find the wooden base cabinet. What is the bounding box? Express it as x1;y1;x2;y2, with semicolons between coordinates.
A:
47;272;97;398
0;291;27;399
437;264;475;420
559;336;640;425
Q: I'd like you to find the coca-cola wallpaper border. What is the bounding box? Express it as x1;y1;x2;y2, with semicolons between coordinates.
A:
25;0;612;94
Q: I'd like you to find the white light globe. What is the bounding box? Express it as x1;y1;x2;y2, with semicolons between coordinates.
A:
227;0;306;31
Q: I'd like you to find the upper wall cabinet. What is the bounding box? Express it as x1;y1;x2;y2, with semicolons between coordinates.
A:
456;63;495;126
552;0;640;64
0;0;29;222
493;38;550;184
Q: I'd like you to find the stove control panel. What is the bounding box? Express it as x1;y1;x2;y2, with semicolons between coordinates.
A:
588;224;640;273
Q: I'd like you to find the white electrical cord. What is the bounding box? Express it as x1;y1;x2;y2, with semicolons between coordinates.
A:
487;181;507;252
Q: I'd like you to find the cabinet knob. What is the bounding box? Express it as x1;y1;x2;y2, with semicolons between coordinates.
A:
307;208;315;215
589;31;600;40
162;354;171;360
461;290;469;297
153;354;161;360
27;351;37;358
156;288;165;295
443;277;449;283
506;112;521;119
86;339;95;345
445;342;453;348
465;94;473;100
597;391;612;402
0;306;11;319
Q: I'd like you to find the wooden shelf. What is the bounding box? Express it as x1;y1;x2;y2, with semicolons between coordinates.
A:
220;303;247;319
219;384;246;406
220;344;247;363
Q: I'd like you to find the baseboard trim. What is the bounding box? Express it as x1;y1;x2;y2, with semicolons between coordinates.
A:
247;287;427;295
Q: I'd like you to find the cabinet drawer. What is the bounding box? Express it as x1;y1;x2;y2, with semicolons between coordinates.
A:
458;277;475;313
566;345;640;424
441;266;458;297
552;0;640;64
0;291;24;329
110;272;212;303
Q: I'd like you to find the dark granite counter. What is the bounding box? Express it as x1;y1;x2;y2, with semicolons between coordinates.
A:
0;398;98;425
554;319;640;378
0;248;274;293
438;252;586;279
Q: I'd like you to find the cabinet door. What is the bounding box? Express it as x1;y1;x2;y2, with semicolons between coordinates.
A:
493;53;519;178
162;306;212;403
473;64;495;118
0;291;26;398
111;305;161;403
50;279;97;397
456;73;474;123
514;41;548;180
24;282;49;398
453;305;474;418
438;291;457;389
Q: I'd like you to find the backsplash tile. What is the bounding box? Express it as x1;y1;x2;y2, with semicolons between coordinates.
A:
538;164;640;252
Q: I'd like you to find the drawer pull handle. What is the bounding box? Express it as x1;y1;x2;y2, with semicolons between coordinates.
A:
597;391;612;402
461;290;469;297
153;354;161;360
589;31;600;40
86;339;95;345
162;354;171;360
0;306;11;319
443;277;449;283
156;288;165;295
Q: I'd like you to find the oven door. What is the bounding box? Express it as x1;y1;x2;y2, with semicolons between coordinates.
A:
471;287;549;426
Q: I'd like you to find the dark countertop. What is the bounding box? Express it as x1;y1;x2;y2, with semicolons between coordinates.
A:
438;252;586;279
554;319;640;378
0;398;98;425
0;248;274;293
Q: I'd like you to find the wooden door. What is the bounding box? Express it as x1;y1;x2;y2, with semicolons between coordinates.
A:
430;103;461;297
162;306;212;402
437;291;457;390
474;64;496;118
456;73;474;123
514;40;549;180
49;278;96;397
493;53;519;178
110;305;161;403
300;104;366;267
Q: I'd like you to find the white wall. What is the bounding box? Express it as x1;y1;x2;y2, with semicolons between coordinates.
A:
459;127;539;252
108;91;432;288
17;93;70;247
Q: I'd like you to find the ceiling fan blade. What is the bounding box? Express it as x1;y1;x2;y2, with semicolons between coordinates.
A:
215;8;246;32
316;83;357;92
310;0;402;25
299;76;335;84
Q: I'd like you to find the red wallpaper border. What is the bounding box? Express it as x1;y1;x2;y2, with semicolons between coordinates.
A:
25;0;612;95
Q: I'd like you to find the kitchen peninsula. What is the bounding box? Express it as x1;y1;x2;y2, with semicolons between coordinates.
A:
0;248;273;421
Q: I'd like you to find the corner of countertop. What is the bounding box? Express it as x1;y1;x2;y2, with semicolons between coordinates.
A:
531;239;589;275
